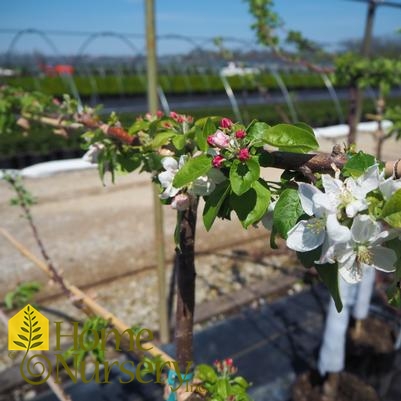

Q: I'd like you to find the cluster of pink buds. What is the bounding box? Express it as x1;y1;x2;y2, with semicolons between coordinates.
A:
169;111;194;124
207;118;251;168
213;358;238;376
143;110;164;121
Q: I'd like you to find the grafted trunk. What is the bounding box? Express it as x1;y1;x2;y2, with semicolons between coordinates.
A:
175;195;199;372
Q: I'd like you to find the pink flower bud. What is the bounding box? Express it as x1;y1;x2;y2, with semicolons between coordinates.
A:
212;155;225;168
238;148;250;162
170;111;179;120
208;130;230;148
225;358;233;367
220;117;233;129
235;129;246;139
171;193;190;211
156;110;164;118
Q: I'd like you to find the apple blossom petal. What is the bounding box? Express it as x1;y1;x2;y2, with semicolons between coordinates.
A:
162;157;178;172
313;192;337;216
379;177;401;200
351;214;380;243
261;201;277;231
316;237;336;264
345;198;367;218
371;246;397;272
286;219;325;252
356;164;380;196
339;263;363;284
326;214;351;243
322;174;343;197
158;170;174;188
298;183;321;216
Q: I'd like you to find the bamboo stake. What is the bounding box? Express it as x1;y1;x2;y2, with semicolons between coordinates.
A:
145;0;170;345
0;227;174;364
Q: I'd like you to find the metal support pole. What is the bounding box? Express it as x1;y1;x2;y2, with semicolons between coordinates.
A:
145;0;169;344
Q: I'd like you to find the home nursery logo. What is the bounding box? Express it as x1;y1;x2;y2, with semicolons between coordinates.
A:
7;305;199;393
8;304;49;351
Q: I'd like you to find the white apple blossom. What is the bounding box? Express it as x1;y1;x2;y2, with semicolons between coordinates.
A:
379;174;401;200
336;214;397;283
286;183;349;252
158;156;186;199
322;164;380;218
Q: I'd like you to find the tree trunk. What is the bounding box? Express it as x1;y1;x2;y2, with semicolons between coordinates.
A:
175;195;199;372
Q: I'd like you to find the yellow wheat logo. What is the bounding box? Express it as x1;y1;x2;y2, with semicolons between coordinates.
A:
8;304;49;351
8;304;51;385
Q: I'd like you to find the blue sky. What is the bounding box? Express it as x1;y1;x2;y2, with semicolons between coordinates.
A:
0;0;400;55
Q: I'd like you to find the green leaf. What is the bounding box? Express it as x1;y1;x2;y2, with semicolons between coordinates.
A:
381;189;401;227
315;264;343;312
173;155;211;188
387;284;401;308
116;152;141;173
196;364;218;384
247;121;270;145
232;376;249;389
343;151;376;178
203;117;217;139
31;341;43;349
230;181;270;228
18;334;29;342
150;131;175;148
273;189;303;239
195;126;207;152
229;158;260;195
264;124;319;153
172;134;186;150
13;341;27;348
203;181;230;231
216;378;230;399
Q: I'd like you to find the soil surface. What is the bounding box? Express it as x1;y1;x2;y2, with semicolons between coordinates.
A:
292;371;380;401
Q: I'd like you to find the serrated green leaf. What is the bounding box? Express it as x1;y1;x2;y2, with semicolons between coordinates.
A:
173;155;211;188
381;189;401;227
232;376;249;389
264;124;319;153
196;364;218;384
13;341;27;348
343;151;376;178
247;121;270;145
195;126;207;151
273;189;303;239
150;131;175;148
172;134;186;150
229;158;260;195
203;181;230;231
230;181;270;228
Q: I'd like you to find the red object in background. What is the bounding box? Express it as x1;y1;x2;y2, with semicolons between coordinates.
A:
39;63;74;76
